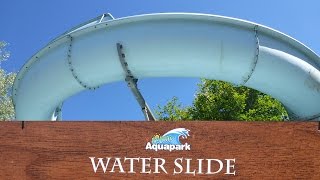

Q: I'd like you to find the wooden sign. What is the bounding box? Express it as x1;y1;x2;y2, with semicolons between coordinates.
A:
0;122;320;179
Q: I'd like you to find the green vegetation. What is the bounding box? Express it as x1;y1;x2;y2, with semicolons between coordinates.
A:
155;79;288;121
0;41;16;120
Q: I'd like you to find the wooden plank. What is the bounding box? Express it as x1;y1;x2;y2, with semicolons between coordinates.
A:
0;122;319;179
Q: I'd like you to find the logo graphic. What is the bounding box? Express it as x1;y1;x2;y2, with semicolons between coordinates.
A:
146;128;191;151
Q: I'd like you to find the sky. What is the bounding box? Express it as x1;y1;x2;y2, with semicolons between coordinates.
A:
1;0;319;120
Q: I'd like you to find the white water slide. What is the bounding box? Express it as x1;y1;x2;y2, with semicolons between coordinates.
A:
13;13;320;121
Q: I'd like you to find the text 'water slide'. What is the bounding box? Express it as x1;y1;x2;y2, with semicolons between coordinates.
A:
12;13;320;121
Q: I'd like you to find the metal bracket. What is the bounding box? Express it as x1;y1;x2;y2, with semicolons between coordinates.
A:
99;13;114;23
116;43;156;121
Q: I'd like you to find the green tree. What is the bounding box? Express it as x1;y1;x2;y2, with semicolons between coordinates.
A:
0;41;16;120
156;79;288;121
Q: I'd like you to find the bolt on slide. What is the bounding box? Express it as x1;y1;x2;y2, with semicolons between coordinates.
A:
12;13;320;121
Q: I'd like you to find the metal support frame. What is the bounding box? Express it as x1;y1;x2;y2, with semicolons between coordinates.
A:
116;43;156;121
98;13;114;23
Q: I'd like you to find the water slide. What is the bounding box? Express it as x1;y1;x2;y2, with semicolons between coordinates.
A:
12;13;320;121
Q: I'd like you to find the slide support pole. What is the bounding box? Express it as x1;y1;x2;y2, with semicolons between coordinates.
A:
116;43;156;121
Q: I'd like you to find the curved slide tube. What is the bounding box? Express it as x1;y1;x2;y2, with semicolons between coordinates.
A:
13;13;320;121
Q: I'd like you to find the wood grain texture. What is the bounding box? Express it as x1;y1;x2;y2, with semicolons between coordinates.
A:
0;122;320;179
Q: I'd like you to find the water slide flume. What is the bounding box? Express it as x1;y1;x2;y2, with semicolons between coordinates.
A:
13;13;320;121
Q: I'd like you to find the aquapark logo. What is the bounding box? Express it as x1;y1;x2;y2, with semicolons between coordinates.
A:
89;127;236;175
145;128;191;151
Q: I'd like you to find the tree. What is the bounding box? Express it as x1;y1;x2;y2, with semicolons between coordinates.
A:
0;41;16;120
155;79;288;121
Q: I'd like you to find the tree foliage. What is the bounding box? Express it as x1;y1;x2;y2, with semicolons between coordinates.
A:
0;41;16;120
156;79;288;121
0;41;10;62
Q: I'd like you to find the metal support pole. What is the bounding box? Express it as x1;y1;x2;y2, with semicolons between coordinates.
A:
116;43;156;121
52;103;63;121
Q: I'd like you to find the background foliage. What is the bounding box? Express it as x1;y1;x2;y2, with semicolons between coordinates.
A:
0;41;16;120
156;79;288;121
